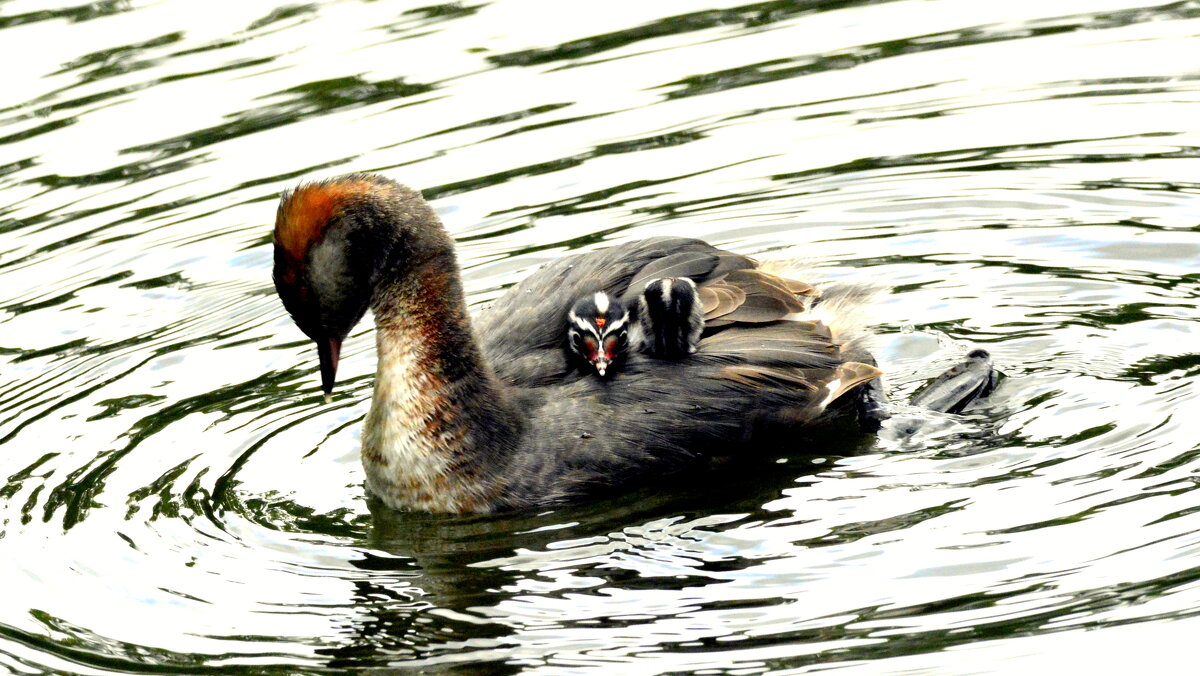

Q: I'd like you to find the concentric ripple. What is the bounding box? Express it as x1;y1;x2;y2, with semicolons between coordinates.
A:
1;0;1198;672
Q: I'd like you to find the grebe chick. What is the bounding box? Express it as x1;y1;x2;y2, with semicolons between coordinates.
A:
637;276;704;359
566;292;630;377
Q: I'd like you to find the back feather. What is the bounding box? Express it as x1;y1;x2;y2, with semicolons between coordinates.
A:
473;238;887;493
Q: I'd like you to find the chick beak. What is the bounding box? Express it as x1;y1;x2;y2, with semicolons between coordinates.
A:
317;337;342;401
594;359;609;377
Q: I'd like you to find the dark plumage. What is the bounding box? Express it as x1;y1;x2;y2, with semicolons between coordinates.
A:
273;173;901;513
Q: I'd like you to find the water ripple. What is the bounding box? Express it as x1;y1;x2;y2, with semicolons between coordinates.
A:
1;0;1199;672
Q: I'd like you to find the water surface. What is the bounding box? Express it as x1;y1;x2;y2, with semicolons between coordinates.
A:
1;0;1199;673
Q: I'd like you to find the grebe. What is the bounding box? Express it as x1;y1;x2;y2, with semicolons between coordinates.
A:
565;292;630;377
272;173;981;513
637;277;705;360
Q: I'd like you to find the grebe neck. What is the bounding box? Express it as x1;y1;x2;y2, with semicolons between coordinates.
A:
362;250;520;513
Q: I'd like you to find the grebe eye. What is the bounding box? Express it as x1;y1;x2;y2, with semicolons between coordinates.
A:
604;335;622;360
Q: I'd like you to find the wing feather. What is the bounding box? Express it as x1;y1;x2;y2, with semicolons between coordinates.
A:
624;251;719;298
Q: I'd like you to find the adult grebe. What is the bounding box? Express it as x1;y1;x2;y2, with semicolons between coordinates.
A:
273;173;982;513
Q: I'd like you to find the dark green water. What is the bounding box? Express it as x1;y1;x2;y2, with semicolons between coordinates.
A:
1;0;1198;673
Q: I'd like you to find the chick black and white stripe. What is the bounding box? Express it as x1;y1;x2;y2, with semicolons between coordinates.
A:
566;292;631;376
635;277;704;359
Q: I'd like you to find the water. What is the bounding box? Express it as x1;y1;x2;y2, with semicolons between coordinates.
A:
1;0;1198;672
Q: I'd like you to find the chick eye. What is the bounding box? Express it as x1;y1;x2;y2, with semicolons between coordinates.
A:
604;335;621;356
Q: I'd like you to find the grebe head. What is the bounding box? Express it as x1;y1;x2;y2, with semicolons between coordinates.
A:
566;292;629;377
272;174;412;395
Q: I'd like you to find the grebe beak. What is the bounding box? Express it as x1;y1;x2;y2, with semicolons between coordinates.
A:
318;337;342;397
594;359;609;377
